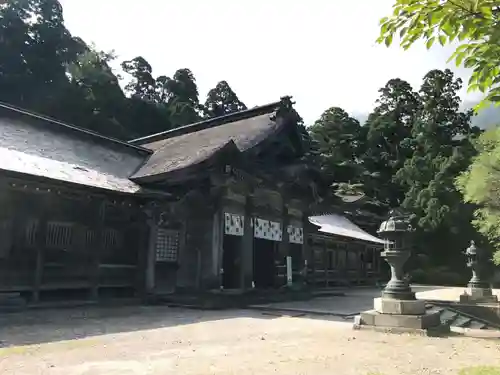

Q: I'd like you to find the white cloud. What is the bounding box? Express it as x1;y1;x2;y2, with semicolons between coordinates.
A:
59;0;479;123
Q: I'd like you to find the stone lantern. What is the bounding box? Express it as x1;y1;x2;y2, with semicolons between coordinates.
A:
377;209;415;300
355;209;448;334
460;241;498;303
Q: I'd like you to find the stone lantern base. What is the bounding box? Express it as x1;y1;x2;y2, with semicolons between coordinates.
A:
354;297;450;336
460;288;498;304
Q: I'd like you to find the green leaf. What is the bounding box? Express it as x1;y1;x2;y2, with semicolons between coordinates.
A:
438;35;447;46
455;51;467;67
426;37;436;49
464;57;477;68
467;83;480;93
399;27;408;38
385;34;393;47
480;6;493;18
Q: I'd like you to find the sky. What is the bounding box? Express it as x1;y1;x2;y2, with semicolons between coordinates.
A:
58;0;481;124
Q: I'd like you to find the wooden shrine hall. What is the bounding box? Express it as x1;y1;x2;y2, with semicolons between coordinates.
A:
0;97;384;303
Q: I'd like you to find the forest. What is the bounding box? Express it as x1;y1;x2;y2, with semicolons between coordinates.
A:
0;0;496;284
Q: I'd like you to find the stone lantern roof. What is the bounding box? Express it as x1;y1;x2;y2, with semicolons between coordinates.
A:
377;210;413;234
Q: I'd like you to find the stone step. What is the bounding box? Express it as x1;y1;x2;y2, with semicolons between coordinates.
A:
467;320;487;330
429;304;496;330
439;309;458;324
452;316;472;328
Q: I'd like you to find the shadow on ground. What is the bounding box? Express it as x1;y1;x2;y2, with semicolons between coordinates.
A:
0;305;283;348
0;285;452;348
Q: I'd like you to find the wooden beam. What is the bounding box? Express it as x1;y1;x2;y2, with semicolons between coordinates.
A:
241;195;254;289
90;201;106;300
32;195;51;303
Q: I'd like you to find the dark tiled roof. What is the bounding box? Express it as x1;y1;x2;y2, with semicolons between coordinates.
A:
0;102;152;154
0;107;150;194
130;101;287;180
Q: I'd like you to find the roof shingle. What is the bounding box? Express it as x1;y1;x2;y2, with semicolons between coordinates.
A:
130;104;285;180
0;115;148;194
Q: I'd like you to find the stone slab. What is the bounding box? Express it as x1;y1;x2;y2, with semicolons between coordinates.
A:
415;286;500;302
353;317;450;337
373;297;426;315
359;309;442;330
460;288;499;304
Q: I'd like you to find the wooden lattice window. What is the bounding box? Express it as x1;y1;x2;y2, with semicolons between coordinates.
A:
0;220;13;258
46;222;73;249
25;219;38;247
85;229;97;249
103;228;121;250
155;228;180;262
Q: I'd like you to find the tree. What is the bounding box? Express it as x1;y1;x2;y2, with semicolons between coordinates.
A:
121;56;157;102
362;78;422;206
0;0;78;111
120;56;174;137
378;0;500;110
204;80;247;118
456;127;500;265
64;43;131;138
309;107;365;193
396;69;480;264
163;68;203;127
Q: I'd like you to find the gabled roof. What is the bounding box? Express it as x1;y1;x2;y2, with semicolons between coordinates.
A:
0;102;152;154
129;98;299;182
309;214;385;244
0;103;152;195
0;97;302;195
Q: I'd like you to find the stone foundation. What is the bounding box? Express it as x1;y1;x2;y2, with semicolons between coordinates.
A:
374;297;426;315
355;298;449;335
460;288;499;304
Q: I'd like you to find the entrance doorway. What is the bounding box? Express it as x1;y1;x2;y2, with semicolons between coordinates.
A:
253;238;277;288
222;234;241;289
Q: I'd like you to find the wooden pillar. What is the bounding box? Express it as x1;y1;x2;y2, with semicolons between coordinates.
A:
357;247;362;285
90;201;106;301
323;241;328;287
279;198;290;287
301;213;311;286
33;196;50;303
241;196;254;289
376;248;382;281
344;247;349;285
144;214;158;295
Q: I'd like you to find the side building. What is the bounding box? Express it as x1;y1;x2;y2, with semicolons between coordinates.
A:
0;97;384;302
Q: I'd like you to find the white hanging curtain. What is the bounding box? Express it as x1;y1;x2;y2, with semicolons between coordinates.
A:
287;226;304;244
224;213;244;236
309;214;385;244
253;218;282;241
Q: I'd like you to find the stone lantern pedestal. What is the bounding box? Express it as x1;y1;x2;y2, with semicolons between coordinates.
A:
459;241;498;304
354;210;449;335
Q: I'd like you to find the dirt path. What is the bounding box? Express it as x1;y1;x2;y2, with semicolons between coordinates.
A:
0;306;499;375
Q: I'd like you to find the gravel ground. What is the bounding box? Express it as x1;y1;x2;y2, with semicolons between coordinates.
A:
0;306;499;375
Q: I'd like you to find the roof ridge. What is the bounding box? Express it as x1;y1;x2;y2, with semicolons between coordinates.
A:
128;100;283;146
0;101;152;154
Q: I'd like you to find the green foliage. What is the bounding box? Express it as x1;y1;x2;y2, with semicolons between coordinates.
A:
362;78;422;206
456;127;500;264
0;0;248;140
396;69;479;232
309;107;365;191
310;69;481;269
204;80;247;118
378;0;500;111
410;266;467;286
459;367;500;375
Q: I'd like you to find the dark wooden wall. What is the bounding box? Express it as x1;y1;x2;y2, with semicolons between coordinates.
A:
308;233;383;287
0;180;148;302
